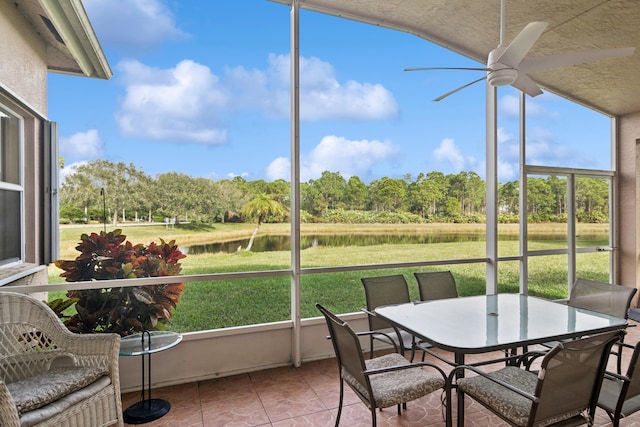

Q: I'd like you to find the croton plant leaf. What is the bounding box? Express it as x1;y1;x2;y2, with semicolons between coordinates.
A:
50;229;186;336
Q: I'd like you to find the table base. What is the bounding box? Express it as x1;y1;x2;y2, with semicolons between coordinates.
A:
123;398;171;424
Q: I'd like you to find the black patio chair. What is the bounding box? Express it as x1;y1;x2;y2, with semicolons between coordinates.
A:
413;270;459;361
597;340;640;426
449;330;624;427
543;278;636;373
360;275;419;360
316;303;446;427
414;270;458;301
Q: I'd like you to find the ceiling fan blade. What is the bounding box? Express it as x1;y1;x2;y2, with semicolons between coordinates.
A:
405;67;488;72
433;76;486;102
519;47;635;74
511;74;543;97
496;22;548;67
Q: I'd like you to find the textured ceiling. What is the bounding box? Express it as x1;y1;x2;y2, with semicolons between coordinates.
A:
271;0;640;117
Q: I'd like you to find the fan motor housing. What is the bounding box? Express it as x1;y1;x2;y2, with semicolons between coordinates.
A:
487;66;518;86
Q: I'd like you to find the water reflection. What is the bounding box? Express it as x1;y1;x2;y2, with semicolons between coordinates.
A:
181;232;605;255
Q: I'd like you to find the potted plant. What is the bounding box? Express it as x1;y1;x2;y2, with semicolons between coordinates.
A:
51;229;186;336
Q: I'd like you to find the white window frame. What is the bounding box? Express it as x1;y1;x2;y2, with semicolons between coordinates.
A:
0;102;24;268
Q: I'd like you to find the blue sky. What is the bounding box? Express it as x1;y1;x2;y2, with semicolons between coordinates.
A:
49;0;612;185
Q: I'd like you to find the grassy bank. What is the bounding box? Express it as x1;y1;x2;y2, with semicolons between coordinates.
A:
50;222;610;332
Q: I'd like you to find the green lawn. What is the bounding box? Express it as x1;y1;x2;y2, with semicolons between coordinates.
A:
49;223;610;332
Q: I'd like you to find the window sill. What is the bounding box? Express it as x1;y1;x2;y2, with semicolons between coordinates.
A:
0;263;47;287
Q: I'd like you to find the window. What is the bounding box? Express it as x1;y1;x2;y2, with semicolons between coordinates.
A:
0;111;22;267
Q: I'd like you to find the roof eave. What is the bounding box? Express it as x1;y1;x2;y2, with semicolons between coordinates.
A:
39;0;112;80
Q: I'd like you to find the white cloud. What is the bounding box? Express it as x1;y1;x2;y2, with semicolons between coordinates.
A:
497;126;520;165
84;0;189;53
60;129;104;161
226;172;249;179
433;138;477;172
500;92;561;119
497;127;515;145
500;93;520;117
115;53;397;144
266;135;400;181
226;54;399;120
115;59;229;143
266;158;290;181
59;161;88;184
498;160;517;181
525;126;573;165
475;158;520;181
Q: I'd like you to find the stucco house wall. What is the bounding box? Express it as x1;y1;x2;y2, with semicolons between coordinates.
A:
0;0;48;114
0;0;49;287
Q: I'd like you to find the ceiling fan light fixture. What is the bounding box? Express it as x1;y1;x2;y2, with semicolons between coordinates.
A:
487;67;518;87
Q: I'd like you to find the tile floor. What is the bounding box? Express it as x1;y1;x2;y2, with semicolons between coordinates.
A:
121;320;640;427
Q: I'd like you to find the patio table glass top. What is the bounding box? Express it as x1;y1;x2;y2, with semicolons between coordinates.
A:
374;293;627;354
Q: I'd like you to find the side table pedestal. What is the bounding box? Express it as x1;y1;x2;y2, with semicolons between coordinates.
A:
123;398;170;424
120;330;183;424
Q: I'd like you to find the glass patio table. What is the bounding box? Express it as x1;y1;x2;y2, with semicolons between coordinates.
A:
374;294;628;426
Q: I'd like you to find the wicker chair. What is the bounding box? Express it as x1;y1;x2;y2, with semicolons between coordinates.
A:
0;291;123;427
448;330;624;427
360;275;418;360
316;303;446;427
414;270;458;301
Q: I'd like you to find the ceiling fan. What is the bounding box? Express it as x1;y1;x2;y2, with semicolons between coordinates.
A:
406;0;635;101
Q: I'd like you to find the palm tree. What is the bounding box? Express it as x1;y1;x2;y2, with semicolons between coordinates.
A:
241;193;286;251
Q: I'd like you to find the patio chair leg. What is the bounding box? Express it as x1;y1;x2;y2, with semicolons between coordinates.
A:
445;377;454;427
369;336;374;359
615;341;623;374
335;380;344;427
606;410;621;427
617;353;622;374
371;406;377;427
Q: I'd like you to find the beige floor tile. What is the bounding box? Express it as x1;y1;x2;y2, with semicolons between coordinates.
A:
120;318;640;426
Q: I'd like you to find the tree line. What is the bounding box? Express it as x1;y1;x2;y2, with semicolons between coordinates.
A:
59;160;610;225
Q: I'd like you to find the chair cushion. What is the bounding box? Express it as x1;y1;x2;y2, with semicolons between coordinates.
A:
19;376;112;427
457;366;584;427
7;366;109;415
342;353;445;409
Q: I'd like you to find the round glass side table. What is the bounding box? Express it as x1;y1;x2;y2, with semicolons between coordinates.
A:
120;330;183;424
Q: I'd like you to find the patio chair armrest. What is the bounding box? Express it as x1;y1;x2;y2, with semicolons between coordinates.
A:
360;308;404;332
603;370;629;383
360;308;414;349
397;360;447;379
515;350;548;370
355;330;400;352
448;365;538;403
618;341;635;349
360;308;376;318
324;330;400;352
59;332;121;369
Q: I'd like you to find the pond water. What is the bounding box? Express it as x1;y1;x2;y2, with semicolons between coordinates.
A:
180;232;608;255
